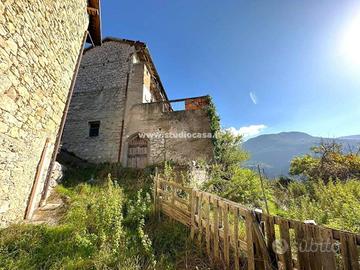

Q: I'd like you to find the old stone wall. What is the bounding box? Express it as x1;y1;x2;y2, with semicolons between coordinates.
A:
0;0;89;227
62;41;136;163
123;102;214;165
62;39;214;168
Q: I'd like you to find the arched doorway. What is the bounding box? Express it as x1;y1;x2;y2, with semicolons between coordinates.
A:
127;134;148;168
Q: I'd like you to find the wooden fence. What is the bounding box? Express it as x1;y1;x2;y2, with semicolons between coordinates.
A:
154;177;360;270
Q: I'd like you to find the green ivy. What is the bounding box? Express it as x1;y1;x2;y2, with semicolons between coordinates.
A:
206;96;221;161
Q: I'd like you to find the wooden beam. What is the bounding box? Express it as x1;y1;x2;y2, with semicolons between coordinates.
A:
24;138;49;220
87;7;99;16
87;0;102;46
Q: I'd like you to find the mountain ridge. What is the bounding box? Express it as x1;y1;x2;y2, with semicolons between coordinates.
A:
242;131;360;178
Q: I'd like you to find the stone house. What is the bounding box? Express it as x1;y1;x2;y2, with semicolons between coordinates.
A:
61;38;214;168
0;0;101;227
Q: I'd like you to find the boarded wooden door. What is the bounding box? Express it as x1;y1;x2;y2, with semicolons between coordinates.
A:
127;136;148;168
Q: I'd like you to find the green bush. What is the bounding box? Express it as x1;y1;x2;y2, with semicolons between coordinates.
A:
290;141;360;183
0;165;211;270
282;179;360;232
0;177;135;270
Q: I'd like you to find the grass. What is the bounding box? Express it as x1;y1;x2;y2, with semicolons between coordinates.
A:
0;163;210;270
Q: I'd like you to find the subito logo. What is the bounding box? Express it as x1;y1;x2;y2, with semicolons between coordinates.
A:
272;239;289;255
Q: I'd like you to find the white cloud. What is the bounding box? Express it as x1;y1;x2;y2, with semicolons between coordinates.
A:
226;124;267;139
249;91;257;104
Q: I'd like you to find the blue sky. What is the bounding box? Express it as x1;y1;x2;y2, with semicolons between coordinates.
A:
102;0;360;139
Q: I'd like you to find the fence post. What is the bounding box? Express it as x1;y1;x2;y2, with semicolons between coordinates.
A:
190;189;196;240
198;193;203;244
223;202;230;268
233;206;240;270
154;167;161;221
245;211;256;270
213;198;220;262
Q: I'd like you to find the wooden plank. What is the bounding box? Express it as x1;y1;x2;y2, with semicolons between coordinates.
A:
201;190;248;217
205;195;211;257
341;231;351;270
279;219;293;270
319;227;337;270
309;225;322;270
153;170;158;216
161;203;191;226
190;190;197;240
294;222;310;270
252;219;272;270
87;6;99;15
245;212;256;270
188;188;193;212
157;179;193;193
272;216;360;246
171;186;175;206
213;198;220;261
341;232;360;270
305;224;325;270
348;233;360;270
173;196;188;207
223;202;230;268
232;206;240;270
25;138;50;219
197;193;203;244
161;200;190;218
155;183;360;270
264;215;277;269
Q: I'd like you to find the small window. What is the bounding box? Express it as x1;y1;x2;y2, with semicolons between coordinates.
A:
89;121;100;137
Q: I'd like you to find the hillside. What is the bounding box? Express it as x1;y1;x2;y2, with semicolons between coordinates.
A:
243;132;360;178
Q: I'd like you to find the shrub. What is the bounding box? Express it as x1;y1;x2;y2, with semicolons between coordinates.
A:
0;177;132;270
277;179;360;233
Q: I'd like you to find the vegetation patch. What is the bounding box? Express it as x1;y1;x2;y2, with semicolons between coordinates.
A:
0;164;210;270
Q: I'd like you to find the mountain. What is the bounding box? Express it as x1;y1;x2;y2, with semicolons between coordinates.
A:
242;132;360;178
338;135;360;140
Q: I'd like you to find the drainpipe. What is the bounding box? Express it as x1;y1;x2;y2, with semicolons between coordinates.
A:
39;31;88;206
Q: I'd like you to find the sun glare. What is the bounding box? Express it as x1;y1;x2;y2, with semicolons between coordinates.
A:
340;12;360;66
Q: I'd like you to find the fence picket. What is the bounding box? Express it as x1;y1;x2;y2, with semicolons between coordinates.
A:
233;206;240;270
341;232;351;270
310;226;322;270
197;193;203;244
319;227;337;270
213;198;220;261
245;212;256;270
341;232;360;270
205;195;211;257
264;215;277;268
154;178;360;270
348;233;360;270
279;219;293;270
190;190;197;239
295;222;310;270
223;202;230;268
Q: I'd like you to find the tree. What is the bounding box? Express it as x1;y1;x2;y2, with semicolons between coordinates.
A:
290;141;360;183
214;131;249;175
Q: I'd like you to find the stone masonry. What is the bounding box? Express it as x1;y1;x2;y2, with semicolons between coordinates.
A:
62;38;214;167
62;41;136;163
0;0;89;227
